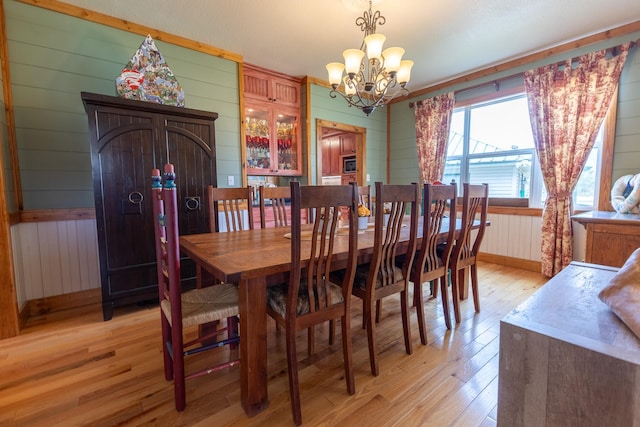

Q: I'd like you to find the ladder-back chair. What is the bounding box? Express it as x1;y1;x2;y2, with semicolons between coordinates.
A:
152;165;240;411
208;186;254;232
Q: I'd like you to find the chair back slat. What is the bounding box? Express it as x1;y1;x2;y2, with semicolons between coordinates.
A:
418;184;457;273
289;182;358;321
151;165;182;327
453;183;489;265
370;182;420;291
259;185;291;228
208;186;254;232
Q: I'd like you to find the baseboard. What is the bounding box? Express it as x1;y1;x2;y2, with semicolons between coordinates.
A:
478;252;541;273
28;288;102;316
18;303;30;329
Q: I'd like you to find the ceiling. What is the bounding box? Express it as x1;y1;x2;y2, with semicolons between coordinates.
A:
61;0;640;91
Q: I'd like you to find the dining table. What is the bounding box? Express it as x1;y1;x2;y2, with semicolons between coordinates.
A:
179;216;482;417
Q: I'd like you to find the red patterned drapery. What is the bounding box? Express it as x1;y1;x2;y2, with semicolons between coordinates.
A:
524;42;631;277
414;92;455;184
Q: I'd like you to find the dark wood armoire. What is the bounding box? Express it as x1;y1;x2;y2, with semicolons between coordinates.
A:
81;92;217;320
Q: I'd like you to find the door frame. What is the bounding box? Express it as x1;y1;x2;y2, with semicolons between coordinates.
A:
316;119;366;186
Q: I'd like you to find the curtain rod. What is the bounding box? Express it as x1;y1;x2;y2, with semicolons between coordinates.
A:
409;39;638;109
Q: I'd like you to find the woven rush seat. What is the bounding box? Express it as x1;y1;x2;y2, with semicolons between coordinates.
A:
161;284;239;328
267;280;344;318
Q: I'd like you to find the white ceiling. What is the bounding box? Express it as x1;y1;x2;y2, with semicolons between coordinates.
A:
61;0;640;91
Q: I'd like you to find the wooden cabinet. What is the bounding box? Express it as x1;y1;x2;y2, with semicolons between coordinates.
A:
340;133;356;155
498;262;640;425
573;210;640;267
243;64;302;176
322;136;342;176
341;174;357;185
82;92;217;320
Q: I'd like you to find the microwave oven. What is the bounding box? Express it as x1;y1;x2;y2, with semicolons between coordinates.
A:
343;156;356;173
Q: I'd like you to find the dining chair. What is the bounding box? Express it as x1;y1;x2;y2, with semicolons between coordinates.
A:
208;186;254;232
151;165;240;412
258;185;290;228
266;181;358;426
449;183;489;323
412;183;457;340
357;185;371;211
348;181;419;376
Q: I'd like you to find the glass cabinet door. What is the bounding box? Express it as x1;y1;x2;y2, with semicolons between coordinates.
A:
245;107;272;172
275;113;298;172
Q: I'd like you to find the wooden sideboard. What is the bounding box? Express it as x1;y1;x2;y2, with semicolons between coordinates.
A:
498;261;640;426
573;210;640;267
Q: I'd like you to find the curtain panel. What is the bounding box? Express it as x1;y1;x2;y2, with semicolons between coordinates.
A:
414;92;455;184
525;42;631;277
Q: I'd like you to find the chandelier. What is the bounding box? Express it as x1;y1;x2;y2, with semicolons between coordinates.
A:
326;1;413;116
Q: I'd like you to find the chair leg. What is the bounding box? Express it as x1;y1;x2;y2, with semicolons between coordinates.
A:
286;326;302;426
329;319;336;346
341;313;355;395
439;275;452;330
431;279;438;298
228;316;239;350
400;289;413;355
471;264;480;313
450;268;462;324
414;280;427;345
307;326;315;356
161;316;173;380
375;300;382;323
172;322;186;411
365;297;379;376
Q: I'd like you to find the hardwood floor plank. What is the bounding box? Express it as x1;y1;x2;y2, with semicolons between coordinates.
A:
0;262;545;426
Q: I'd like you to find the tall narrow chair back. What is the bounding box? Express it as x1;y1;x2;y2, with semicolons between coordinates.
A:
258;185;290;228
151;165;240;411
449;183;489;323
266;182;358;425
208;186;254;232
412;183;457;339
351;182;419;376
357;185;371;211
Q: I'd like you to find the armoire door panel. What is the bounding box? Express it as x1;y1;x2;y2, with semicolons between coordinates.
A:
82;92;218;320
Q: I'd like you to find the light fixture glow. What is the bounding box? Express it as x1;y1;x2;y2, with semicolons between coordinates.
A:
326;0;413;116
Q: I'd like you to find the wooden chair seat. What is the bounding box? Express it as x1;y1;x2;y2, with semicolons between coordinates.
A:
161;284;239;328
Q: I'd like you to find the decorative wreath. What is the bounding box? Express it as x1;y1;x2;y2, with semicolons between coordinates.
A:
611;173;640;213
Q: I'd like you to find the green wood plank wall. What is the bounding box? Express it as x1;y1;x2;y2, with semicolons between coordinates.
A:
5;0;240;209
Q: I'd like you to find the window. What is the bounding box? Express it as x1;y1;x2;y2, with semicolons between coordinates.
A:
444;92;603;209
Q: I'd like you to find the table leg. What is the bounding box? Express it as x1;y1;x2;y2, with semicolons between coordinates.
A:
459;266;470;300
239;276;269;416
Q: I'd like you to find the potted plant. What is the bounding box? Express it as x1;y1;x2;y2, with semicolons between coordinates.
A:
357;203;370;230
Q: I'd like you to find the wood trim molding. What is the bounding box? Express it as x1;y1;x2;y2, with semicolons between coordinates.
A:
1;0;22;211
20;208;96;223
398;20;640;102
479;252;542;273
0;0;20;339
27;288;101;317
302;76;313;184
15;0;243;64
598;87;618;211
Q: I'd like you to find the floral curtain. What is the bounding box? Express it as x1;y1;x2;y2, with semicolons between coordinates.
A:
525;42;631;277
414;92;455;184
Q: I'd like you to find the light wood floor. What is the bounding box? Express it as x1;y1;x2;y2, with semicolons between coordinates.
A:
0;262;547;427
